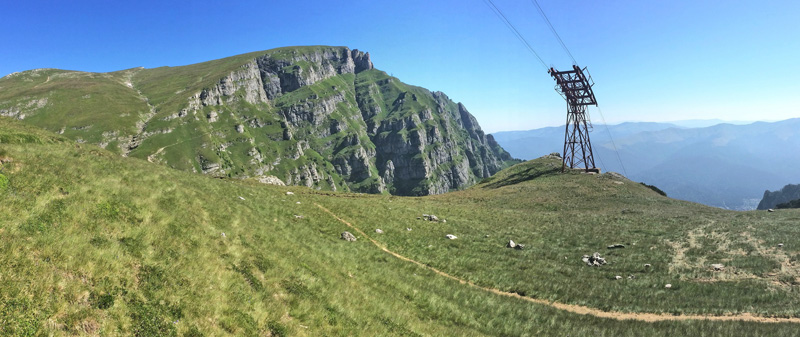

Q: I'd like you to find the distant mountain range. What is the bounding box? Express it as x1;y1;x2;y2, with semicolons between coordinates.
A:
493;119;800;210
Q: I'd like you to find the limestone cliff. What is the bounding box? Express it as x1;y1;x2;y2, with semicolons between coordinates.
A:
0;46;516;195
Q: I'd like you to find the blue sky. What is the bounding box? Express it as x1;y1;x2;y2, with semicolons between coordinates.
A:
2;0;799;132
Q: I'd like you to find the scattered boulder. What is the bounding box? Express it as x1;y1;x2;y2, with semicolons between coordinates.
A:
221;232;226;238
442;219;447;223
238;196;245;200
644;263;652;269
341;231;357;242
615;275;622;280
778;243;784;248
607;244;625;249
582;252;607;266
768;209;775;212
406;228;412;231
296;201;301;204
711;263;725;271
294;215;304;219
286;191;294;195
665;284;672;289
627;275;636;280
421;214;440;222
507;240;525;250
375;229;384;234
445;234;457;240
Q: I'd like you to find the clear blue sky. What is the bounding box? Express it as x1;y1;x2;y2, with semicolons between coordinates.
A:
2;0;799;132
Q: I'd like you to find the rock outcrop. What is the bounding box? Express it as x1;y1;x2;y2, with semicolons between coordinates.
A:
757;184;800;210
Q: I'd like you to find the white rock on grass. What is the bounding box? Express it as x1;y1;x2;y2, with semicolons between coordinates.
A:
421;214;440;222
615;275;622;280
665;284;672;289
238;196;245;200
445;234;457;240
341;232;357;242
375;229;384;234
286;191;294;195
582;252;607;266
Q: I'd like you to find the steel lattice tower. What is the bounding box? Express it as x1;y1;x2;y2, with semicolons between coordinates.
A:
549;65;599;173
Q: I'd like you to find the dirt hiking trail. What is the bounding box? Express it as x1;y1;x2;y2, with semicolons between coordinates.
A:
316;203;800;324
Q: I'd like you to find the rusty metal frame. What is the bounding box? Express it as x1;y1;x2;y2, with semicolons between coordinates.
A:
549;65;599;173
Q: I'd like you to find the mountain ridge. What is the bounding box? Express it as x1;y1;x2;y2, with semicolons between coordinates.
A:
0;46;516;195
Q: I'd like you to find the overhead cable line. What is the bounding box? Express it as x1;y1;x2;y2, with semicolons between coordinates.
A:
530;0;577;65
483;0;629;177
482;0;549;71
532;1;627;176
595;106;628;177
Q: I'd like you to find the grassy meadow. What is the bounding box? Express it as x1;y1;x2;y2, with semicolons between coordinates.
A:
2;117;800;336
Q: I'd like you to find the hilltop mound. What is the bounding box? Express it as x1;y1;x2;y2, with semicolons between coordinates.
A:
0;46;515;196
476;154;563;188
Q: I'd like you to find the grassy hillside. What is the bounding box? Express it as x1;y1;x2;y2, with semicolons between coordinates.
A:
2;117;800;336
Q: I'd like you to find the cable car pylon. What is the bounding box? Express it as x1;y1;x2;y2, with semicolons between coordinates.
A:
549;65;599;173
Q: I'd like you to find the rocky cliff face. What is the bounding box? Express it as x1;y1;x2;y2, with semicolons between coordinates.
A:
757;184;800;210
0;46;516;195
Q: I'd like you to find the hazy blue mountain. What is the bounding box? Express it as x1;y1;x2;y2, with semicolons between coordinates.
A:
493;119;800;210
664;119;757;128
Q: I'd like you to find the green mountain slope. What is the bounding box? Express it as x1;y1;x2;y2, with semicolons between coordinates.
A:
3;117;800;336
0;46;515;196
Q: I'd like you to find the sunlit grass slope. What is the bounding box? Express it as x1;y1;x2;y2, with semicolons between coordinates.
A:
2;117;800;336
317;157;800;316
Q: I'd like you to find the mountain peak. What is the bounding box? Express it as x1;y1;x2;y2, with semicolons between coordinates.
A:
351;48;373;73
